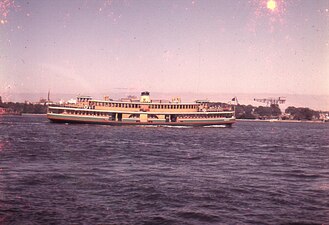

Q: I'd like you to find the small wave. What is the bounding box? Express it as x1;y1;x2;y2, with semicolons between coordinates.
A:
314;182;329;191
203;125;227;128
136;125;161;128
162;125;191;129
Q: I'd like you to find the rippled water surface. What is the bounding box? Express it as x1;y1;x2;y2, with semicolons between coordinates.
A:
0;115;328;224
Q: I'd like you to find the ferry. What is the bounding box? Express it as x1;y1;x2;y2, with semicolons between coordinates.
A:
47;91;236;127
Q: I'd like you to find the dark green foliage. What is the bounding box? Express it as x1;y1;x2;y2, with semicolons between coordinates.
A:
254;104;281;117
235;105;256;119
0;102;47;114
285;106;319;120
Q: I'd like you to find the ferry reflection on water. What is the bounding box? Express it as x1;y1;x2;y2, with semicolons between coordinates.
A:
47;91;236;127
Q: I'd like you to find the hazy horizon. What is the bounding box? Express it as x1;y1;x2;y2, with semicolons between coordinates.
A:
2;90;329;111
1;0;328;108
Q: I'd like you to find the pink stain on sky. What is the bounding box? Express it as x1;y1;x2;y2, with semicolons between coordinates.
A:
0;0;18;24
247;0;289;33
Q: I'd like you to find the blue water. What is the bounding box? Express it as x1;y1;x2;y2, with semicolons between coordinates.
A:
0;115;328;224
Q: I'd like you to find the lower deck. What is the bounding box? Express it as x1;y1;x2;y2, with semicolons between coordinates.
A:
47;107;236;127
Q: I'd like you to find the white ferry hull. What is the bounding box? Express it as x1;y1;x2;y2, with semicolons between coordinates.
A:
47;113;235;127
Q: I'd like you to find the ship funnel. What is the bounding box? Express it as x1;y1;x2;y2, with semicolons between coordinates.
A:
140;91;151;103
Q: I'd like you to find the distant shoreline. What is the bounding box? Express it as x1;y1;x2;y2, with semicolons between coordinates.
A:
237;119;328;124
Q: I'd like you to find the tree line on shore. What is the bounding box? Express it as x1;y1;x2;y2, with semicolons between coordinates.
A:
0;99;326;120
235;104;324;120
0;102;47;114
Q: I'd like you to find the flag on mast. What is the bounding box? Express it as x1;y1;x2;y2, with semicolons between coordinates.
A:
231;96;238;105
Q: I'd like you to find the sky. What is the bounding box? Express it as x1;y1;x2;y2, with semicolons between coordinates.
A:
0;0;329;108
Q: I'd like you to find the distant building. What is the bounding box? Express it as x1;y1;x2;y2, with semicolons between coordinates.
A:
0;107;21;115
0;107;5;114
319;113;329;122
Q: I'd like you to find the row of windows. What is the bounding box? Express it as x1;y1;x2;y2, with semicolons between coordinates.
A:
90;102;198;110
128;115;159;119
91;102;140;108
149;104;197;109
177;114;232;119
65;110;108;117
